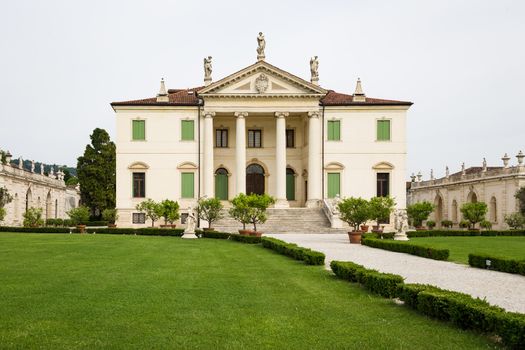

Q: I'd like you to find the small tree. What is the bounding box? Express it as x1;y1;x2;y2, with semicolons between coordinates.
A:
337;197;370;232
102;208;119;224
504;212;525;229
67;206;90;225
406;201;434;228
368;196;396;226
0;207;6;223
23;207;44;227
229;193;251;230
460;202;488;229
245;194;275;232
197;197;224;229
0;186;13;224
136;199;163;227
426;220;436;229
480;220;492;230
159;199;180;226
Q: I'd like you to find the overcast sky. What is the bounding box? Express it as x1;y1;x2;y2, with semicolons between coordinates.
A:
1;0;524;179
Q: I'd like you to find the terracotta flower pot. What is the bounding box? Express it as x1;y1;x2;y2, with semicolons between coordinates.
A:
348;231;363;244
360;225;369;233
108;223;117;228
250;231;263;237
76;224;86;234
238;229;251;235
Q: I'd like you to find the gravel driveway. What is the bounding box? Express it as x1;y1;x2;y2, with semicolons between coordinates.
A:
266;233;525;314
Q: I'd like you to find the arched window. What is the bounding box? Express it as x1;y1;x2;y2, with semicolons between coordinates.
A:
25;188;32;212
467;191;478;203
451;200;458;223
55;199;58;219
215;168;229;200
286;168;295;201
490;197;497;223
46;192;52;220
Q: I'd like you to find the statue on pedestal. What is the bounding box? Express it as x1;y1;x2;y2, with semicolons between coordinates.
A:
30;160;35;173
203;56;212;85
310;56;319;83
182;206;198;239
394;209;409;241
256;32;266;61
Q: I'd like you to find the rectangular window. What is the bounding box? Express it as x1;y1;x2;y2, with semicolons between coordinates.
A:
327;120;340;141
181;172;195;198
132;213;146;224
377;173;390;197
286;129;295;148
181;120;194;140
327;173;341;199
132;120;145;140
377;120;391;141
248;129;262;148
132;172;145;198
215;129;228;148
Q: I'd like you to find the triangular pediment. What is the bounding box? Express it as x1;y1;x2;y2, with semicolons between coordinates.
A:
199;61;326;96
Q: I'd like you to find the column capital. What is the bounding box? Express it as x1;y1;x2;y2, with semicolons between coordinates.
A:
203;111;216;118
275;112;289;119
308;111;320;118
234;112;248;118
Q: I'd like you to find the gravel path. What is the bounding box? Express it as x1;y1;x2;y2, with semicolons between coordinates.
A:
266;233;525;314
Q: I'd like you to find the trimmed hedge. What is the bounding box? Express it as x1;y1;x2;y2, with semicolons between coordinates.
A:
408;229;525;238
469;254;525;276
362;237;449;261
261;237;325;265
0;226;71;234
397;283;525;349
229;233;261;244
201;231;231;239
330;260;404;298
86;221;108;227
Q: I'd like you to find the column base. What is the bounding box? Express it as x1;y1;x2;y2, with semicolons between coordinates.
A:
274;199;290;208
305;199;321;208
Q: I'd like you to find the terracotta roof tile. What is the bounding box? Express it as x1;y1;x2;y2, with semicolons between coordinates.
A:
321;90;412;106
111;87;203;107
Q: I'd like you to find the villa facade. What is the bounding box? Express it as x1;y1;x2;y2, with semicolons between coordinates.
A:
111;35;412;228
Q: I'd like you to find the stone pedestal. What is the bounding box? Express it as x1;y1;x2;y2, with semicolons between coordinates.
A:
182;232;198;239
393;232;409;241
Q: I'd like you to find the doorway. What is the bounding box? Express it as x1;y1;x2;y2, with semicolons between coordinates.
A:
246;164;265;195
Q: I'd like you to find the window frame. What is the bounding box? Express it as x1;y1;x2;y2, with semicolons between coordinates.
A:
247;129;263;148
376;172;390;197
376;119;391;142
132;119;146;141
327;120;341;141
327;172;341;199
286;129;295;148
132;172;146;198
181;120;195;141
215;128;229;148
132;212;146;224
181;172;195;198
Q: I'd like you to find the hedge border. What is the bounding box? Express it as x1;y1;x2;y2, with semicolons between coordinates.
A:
468;254;525;276
229;233;262;244
408;229;525;238
362;237;449;260
261;237;325;265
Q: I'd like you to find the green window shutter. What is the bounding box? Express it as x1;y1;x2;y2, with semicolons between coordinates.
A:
327;121;334;140
377;120;391;141
215;174;228;200
181;120;194;140
327;173;340;199
333;121;340;140
132;120;145;140
286;173;295;200
181;173;194;198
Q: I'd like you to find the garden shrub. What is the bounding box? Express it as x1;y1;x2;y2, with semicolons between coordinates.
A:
0;226;71;233
468;254;525;276
229;233;261;244
330;260;404;298
86;221;108;227
362;237;449;260
201;231;230;239
261;237;325;265
407;229;525;237
441;220;453;228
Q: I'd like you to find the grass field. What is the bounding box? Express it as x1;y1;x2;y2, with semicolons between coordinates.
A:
0;233;499;349
409;236;525;264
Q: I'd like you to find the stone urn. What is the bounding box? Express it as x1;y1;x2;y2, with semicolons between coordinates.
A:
348;231;363;244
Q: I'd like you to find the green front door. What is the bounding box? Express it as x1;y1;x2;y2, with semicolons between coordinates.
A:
327;173;340;198
215;169;228;200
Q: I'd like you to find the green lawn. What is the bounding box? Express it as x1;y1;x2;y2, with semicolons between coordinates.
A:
0;234;499;349
409;236;525;264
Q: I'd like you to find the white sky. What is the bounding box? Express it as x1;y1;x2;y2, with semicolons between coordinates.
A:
1;0;524;179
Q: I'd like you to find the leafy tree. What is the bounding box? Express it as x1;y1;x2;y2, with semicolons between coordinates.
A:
337;197;370;232
229;193;251;230
407;201;434;227
136;199;163;227
159;199;180;225
0;207;6;222
197;197;223;229
23;207;44;227
244;194;275;232
504;213;525;229
66;176;79;186
102;208;119;224
67;206;90;225
426;220;436;229
77;128;116;218
515;187;525;215
460;202;488;229
368;196;396;225
480;220;492;230
0;187;13;209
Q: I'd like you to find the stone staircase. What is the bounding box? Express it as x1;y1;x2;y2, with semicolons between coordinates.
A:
212;207;347;234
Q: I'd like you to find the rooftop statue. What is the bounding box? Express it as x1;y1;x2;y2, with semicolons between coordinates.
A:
257;32;266;61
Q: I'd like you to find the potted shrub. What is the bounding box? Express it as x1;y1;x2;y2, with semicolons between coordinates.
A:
459;220;470;230
368;196;395;234
337;197;370;244
504;212;525;229
67;206;90;233
159;199;180;228
244;193;275;237
441;219;453;229
197;197;224;231
136;199;163;227
229;194;251;234
480;220;492;230
406;202;434;230
426;220;436;230
460;202;488;231
102;208;119;228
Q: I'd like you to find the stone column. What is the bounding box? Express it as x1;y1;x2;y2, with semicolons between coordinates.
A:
203;111;215;198
274;112;289;208
306;111;322;207
235;112;248;195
